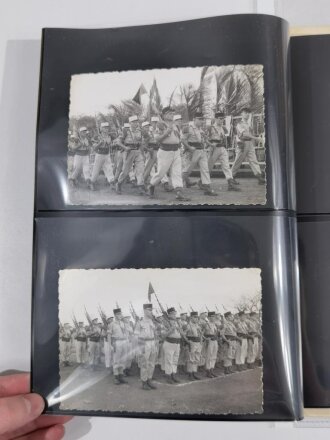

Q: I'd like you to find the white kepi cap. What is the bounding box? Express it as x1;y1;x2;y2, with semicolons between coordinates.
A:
151;116;159;122
128;115;138;123
173;114;182;121
141;121;150;127
79;126;87;132
100;122;109;128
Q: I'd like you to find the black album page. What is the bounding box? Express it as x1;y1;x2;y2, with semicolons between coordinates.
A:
31;14;302;420
291;34;330;407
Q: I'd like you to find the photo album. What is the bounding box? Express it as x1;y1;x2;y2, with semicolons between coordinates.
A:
31;13;330;421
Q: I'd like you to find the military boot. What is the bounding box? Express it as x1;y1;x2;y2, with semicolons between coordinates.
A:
142;381;150;390
147;379;157;389
228;178;241;191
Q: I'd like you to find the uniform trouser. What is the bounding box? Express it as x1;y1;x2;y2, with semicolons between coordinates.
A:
198;341;207;366
256;337;262;361
205;340;218;370
186;342;202;373
75;340;87;364
247;337;258;364
60;341;71;363
231;143;262;177
162;341;181;375
125;341;133;369
235;338;248;365
112;340;127;375
118;150;144;185
91;153;114;183
89;341;100;365
71;154;90;181
208;146;233;180
139;340;158;381
114;150;124;181
104;340;113;368
223;340;237;367
184;149;211;185
143;150;169;183
67;155;74;179
150;149;183;189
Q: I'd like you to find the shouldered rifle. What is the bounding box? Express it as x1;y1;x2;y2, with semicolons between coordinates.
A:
129;302;139;322
98;304;108;327
84;306;93;327
71;313;79;330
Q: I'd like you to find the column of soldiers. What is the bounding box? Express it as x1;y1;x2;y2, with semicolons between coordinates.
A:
59;305;262;391
68;107;265;201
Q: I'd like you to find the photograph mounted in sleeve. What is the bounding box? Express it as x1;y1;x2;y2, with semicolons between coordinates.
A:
67;65;266;206
55;268;263;416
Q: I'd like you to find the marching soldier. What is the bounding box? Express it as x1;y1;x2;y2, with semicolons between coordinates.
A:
149;107;189;201
234;312;249;371
181;111;217;196
69;126;91;186
162;307;183;384
89;121;115;191
202;311;219;378
245;312;261;368
123;315;134;375
88;318;101;370
103;317;114;370
60;323;72;367
207;112;240;192
231;108;266;184
134;303;158;390
185;311;202;380
116;115;145;195
74;321;87;365
107;308;128;385
250;311;262;366
67;134;77;179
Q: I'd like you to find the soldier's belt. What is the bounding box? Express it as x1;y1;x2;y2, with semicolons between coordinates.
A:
188;142;203;149
95;147;110;155
61;337;71;342
138;337;155;341
225;335;236;340
204;335;217;341
68;151;75;156
148;143;159;150
160;144;180;151
165;337;181;344
112;337;127;341
75;150;89;156
187;336;200;342
237;333;248;338
125;143;141;150
209;140;225;148
76;337;87;342
89;337;100;342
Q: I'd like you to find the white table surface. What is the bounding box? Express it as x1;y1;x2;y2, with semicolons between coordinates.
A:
1;0;329;438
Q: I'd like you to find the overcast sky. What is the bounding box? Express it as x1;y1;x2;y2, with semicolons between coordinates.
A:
69;66;204;117
59;268;261;323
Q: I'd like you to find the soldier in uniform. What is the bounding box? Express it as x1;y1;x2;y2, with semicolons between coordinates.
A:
88;318;101;370
234;311;249;371
115;115;145;195
89;121;115;191
123;315;134;375
231;108;266;184
149;107;189;201
67;134;77;180
134;303;158;390
103;317;114;371
60;323;72;367
250;311;262;366
202;311;219;378
245;312;261;368
181;111;217;196
162;307;184;384
185;311;202;380
74;321;87;365
222;311;240;374
107;308;128;385
198;311;208;370
69;126;91;187
207;112;240;192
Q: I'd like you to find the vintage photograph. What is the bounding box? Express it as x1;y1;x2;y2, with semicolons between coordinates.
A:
67;65;266;206
56;268;263;415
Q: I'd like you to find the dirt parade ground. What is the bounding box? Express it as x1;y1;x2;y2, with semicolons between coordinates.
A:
68;175;266;206
59;364;263;415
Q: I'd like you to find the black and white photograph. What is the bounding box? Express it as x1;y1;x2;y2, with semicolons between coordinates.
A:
68;65;266;206
56;268;263;416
